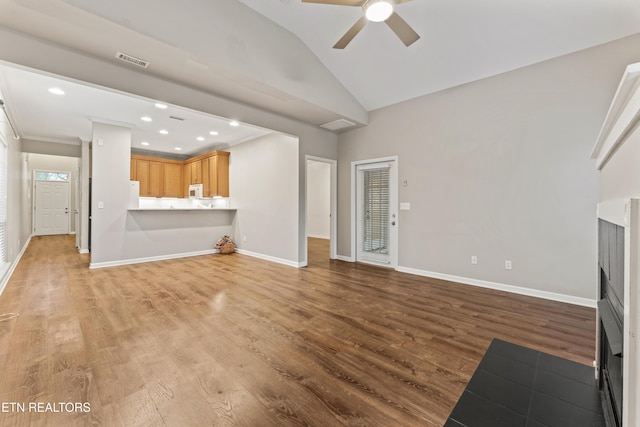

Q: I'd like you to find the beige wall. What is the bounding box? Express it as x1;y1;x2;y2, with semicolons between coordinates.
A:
338;34;640;302
230;133;299;264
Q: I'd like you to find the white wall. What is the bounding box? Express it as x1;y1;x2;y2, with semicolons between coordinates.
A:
338;34;640;303
28;153;80;234
306;160;330;239
230;133;299;265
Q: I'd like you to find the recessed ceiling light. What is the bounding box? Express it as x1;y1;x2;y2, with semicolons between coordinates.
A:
159;129;169;135
141;141;150;146
155;103;168;109
141;116;152;122
174;147;182;151
48;87;65;95
209;131;219;136
229;120;240;127
196;136;205;141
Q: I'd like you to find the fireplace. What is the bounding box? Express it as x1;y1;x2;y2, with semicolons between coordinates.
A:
597;218;624;426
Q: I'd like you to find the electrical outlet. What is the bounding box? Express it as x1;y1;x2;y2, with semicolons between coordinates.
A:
505;260;512;270
471;255;478;265
243;235;247;242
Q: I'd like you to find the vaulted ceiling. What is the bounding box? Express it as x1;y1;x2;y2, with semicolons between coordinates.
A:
0;0;639;150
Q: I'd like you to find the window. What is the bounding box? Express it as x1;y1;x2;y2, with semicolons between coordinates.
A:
0;134;7;267
35;171;69;181
360;166;390;254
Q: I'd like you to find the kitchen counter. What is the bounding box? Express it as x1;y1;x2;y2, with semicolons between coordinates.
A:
128;207;237;211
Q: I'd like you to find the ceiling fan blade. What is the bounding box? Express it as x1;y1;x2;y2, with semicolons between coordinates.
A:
333;16;368;49
385;12;420;46
301;0;364;6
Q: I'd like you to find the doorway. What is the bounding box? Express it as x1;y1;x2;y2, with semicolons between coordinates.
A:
305;156;337;265
34;171;71;236
352;157;398;267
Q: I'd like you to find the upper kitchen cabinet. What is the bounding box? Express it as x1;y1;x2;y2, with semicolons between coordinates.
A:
163;163;183;198
131;155;183;198
206;151;230;197
184;160;203;185
132;150;229;198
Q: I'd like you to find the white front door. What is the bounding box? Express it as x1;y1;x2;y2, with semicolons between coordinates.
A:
356;160;397;267
35;181;70;235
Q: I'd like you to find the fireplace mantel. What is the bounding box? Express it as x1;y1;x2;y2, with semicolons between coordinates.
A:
593;60;640;427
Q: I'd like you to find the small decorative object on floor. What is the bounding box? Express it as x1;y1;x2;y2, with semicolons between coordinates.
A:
215;235;236;254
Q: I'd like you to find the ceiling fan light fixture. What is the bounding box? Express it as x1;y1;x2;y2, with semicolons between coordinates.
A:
364;0;394;22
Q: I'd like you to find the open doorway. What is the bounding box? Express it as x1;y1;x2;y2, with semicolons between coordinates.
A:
305;156;337;265
30;154;80;237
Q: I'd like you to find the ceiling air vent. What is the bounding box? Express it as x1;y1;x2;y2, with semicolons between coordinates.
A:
320;118;356;131
115;52;150;68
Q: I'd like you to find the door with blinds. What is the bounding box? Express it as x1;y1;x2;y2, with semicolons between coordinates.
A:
356;161;397;266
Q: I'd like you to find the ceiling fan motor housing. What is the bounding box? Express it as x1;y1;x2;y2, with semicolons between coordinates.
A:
363;0;395;22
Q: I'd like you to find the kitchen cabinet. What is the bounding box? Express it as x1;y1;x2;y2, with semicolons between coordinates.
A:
190;161;202;184
163;163;183;197
206;151;230;197
131;155;183;198
131;150;229;198
148;161;163;197
132;158;151;196
184;160;202;185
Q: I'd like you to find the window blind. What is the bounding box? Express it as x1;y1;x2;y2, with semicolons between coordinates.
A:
0;134;7;265
360;166;390;255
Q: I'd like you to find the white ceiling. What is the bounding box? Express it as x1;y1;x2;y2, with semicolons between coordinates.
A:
0;0;639;151
240;0;640;111
0;64;272;156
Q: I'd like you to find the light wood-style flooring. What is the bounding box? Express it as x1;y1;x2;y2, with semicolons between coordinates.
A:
0;235;596;426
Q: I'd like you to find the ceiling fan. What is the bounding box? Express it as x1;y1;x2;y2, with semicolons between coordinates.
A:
302;0;420;49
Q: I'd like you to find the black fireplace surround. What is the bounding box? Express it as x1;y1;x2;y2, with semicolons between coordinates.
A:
597;219;624;427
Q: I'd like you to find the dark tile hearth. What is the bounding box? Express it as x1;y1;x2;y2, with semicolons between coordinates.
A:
446;339;605;427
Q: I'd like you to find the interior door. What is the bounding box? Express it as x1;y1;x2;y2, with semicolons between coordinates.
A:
35;181;70;235
356;161;397;266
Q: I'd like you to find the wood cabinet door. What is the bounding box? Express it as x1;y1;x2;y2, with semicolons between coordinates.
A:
163;163;183;197
201;158;210;197
149;161;163;197
135;159;150;196
191;161;202;184
207;153;230;197
130;158;136;181
183;162;192;197
217;154;229;197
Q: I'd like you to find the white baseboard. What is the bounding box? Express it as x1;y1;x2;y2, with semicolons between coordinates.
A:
0;235;32;297
395;265;596;308
89;249;219;269
235;249;304;268
336;255;355;262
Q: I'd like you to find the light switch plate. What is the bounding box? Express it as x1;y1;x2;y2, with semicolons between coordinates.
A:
400;203;411;210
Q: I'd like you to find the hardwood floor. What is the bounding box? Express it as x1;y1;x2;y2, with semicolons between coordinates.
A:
0;235;596;426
